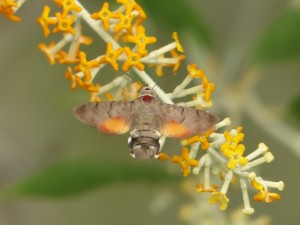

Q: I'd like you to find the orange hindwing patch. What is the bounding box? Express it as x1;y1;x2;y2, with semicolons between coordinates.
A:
98;117;129;134
162;121;191;139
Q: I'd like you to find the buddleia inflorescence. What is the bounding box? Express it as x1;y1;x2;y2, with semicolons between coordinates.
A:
2;0;284;215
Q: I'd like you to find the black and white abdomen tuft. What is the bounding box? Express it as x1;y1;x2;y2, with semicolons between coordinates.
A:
128;137;160;160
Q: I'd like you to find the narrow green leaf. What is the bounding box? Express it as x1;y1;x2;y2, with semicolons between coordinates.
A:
139;0;211;46
3;160;179;198
254;9;300;64
289;94;300;122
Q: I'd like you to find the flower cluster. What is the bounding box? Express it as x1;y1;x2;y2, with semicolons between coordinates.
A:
8;0;284;215
35;0;185;102
177;179;271;225
161;121;284;215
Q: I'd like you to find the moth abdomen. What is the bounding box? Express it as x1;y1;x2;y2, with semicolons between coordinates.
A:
128;136;160;160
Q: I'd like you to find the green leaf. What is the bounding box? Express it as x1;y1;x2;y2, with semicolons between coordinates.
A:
139;0;211;46
254;9;300;64
289;94;300;122
3;160;179;199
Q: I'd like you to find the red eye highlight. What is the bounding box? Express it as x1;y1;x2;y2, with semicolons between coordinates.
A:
142;95;153;103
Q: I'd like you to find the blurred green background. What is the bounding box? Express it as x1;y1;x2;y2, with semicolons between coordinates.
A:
0;0;300;224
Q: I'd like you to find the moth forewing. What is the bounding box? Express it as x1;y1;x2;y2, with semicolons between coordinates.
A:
160;104;218;139
73;101;133;134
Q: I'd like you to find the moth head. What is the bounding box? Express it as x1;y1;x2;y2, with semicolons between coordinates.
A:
138;86;156;98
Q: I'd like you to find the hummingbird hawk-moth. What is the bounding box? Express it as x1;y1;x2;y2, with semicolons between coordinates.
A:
74;86;218;160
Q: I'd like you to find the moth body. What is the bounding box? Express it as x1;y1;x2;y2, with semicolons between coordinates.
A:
128;88;162;160
74;86;218;160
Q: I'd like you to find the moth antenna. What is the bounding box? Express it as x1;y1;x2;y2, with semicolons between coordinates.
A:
137;81;144;88
151;70;178;90
122;71;144;88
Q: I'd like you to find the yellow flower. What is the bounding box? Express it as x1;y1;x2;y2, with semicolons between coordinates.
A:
116;0;146;27
74;51;99;82
65;67;99;94
105;93;114;101
202;75;216;101
251;178;281;203
171;147;198;177
0;0;21;22
223;145;248;170
122;82;142;100
114;12;134;33
91;2;118;31
86;83;100;93
38;42;59;65
56;50;79;64
122;47;144;71
72;74;100;93
59;34;93;64
0;0;17;9
99;42;123;71
170;49;186;72
124;25;156;56
221;127;244;152
158;153;171;161
79;35;93;46
150;54;167;77
36;5;57;37
181;129;214;150
209;192;229;210
116;0;137;15
187;64;215;102
221;128;248;169
53;0;82;17
65;67;77;90
187;64;205;79
90;92;102;102
251;177;264;190
253;190;281;203
133;3;147;26
221;127;248;169
195;183;218;193
172;32;184;53
53;12;76;34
